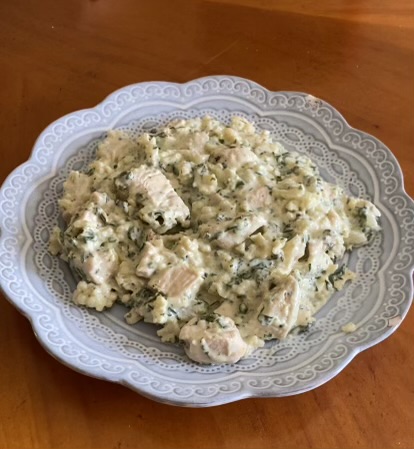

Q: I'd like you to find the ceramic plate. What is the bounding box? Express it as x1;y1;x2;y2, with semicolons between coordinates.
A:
1;76;413;407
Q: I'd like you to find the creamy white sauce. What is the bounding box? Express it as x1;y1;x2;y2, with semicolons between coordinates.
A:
50;117;381;364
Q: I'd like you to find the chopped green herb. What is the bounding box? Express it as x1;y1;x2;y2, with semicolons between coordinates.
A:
328;265;346;290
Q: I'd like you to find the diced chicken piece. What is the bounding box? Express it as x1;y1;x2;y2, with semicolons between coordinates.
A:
82;249;118;284
257;275;300;339
128;166;190;232
58;172;92;221
216;215;267;249
73;281;117;311
179;316;248;364
136;241;176;278
149;265;203;306
275;235;306;275
244;186;272;210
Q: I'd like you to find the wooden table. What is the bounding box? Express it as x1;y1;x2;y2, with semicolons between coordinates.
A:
1;1;413;448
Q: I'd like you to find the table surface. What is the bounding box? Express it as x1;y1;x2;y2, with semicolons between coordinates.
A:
1;1;413;448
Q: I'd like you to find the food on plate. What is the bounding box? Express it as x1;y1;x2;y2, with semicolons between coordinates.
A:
49;116;381;364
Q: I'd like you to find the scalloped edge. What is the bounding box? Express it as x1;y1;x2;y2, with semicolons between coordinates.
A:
1;75;413;407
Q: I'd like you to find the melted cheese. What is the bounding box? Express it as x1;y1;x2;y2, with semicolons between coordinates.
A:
50;116;381;364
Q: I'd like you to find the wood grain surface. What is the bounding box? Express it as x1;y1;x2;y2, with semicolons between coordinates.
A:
1;1;413;448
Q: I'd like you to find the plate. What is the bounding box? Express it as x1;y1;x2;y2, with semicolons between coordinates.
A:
1;76;413;407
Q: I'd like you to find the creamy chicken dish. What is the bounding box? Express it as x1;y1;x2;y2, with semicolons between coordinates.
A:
50;116;381;364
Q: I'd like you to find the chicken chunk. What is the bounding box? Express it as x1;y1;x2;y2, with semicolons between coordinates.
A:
82;249;118;284
149;265;203;306
136;241;177;278
179;316;248;364
124;166;190;232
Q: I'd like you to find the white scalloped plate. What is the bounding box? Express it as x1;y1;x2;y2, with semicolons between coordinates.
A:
1;76;413;407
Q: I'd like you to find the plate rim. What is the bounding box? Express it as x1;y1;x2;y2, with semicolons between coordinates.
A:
1;75;413;407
